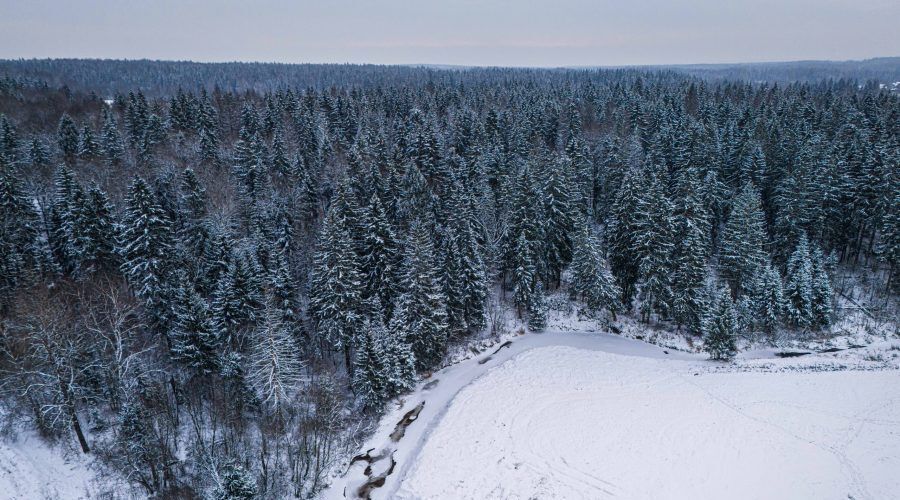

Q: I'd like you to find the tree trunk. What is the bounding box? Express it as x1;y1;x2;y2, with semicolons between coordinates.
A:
67;400;90;453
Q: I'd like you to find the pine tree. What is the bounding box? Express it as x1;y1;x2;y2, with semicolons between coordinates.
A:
0;156;41;310
211;254;263;346
119;177;176;335
784;233;814;328
541;156;576;285
78;125;101;161
704;286;738;361
76;185;119;273
527;280;548;331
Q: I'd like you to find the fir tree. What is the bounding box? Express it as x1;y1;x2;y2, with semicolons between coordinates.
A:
248;300;304;411
810;246;833;329
748;263;785;334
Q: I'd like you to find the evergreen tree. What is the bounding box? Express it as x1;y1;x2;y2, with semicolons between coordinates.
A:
784;233;814;328
359;193;402;319
57;114;80;164
568;221;620;318
748;263;785;334
719;183;768;295
351;319;387;410
704;287;738;361
383;313;418;396
810;246;834;329
309;204;366;373
100;107;125;166
119;177;175;334
398;219;449;371
171;287;220;374
213;461;257;500
78;125;101;161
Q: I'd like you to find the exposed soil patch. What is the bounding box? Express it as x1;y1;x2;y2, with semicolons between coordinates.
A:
356;452;396;499
491;341;513;355
390;401;425;442
775;351;812;358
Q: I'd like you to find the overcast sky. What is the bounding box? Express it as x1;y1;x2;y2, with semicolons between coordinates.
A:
1;0;897;67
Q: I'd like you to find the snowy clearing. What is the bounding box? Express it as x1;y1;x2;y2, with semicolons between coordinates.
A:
324;331;900;500
0;430;95;499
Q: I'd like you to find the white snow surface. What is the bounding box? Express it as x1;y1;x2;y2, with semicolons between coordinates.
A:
323;331;900;500
0;430;95;499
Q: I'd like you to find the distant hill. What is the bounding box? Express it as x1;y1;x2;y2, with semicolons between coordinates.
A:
650;57;900;84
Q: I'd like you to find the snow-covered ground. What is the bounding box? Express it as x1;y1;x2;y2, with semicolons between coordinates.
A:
0;430;96;499
324;330;900;500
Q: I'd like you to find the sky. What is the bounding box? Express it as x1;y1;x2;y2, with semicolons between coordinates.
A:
1;0;897;67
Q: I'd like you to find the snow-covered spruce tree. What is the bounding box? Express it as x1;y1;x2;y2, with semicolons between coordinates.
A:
670;168;712;332
810;246;834;329
360;193;403;320
75;184;119;274
398;218;450;371
211;253;263;348
541;155;577;286
527;280;548;331
119;177;175;332
0;155;41;310
351;318;387;410
213;461;257;500
442;179;489;335
875;170;899;291
748;263;786;334
704;287;738;361
383;312;418;397
78;125;101;161
568;220;620;318
248;299;304;412
100;107;125;166
309;201;366;374
784;233;814;328
511;231;537;318
635;171;675;323
57;114;80;164
606;163;647;305
718;183;768;295
170;286;220;374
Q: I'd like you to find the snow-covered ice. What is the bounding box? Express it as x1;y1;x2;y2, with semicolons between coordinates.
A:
324;330;900;500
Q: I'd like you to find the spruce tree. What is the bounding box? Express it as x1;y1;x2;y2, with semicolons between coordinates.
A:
57;114;80;164
719;183;768;295
568;221;620;318
784;233;814;328
309;204;366;373
351;319;387;410
171;287;220;374
704;286;738;361
810;246;833;329
398;219;449;371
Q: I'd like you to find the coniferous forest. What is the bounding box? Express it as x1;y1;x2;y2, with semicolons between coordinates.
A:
0;60;898;498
